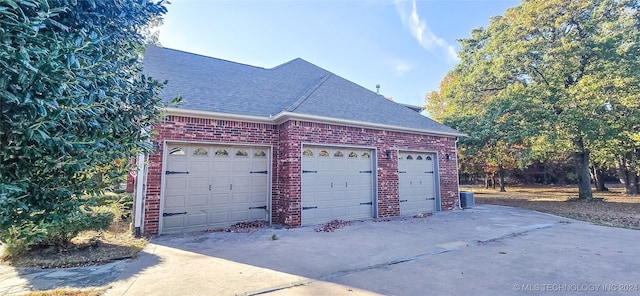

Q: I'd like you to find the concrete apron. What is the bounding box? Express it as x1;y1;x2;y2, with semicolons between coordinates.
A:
105;243;378;296
2;205;639;295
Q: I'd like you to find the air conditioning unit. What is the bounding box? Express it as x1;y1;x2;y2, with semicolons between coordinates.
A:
460;191;475;209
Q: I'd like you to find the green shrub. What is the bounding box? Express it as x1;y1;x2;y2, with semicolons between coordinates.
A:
0;0;169;260
93;192;122;207
2;206;121;257
43;209;114;247
118;194;134;213
1;224;47;257
3;238;30;257
94;192;134;222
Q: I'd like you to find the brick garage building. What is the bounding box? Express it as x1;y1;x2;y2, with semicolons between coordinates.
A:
137;46;464;235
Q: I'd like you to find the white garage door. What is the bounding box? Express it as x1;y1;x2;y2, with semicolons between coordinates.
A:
301;146;374;225
398;151;437;215
162;144;270;233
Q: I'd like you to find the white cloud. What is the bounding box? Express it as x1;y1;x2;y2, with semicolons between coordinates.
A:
393;60;413;76
394;0;460;63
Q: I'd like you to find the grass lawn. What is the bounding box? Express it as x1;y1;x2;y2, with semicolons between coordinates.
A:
464;185;640;230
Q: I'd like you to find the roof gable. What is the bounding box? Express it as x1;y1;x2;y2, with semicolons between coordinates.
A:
143;45;462;136
289;74;456;133
143;46;326;117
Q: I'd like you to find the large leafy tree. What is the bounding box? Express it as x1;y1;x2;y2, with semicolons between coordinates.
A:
0;0;168;245
425;73;455;123
432;0;640;198
444;88;537;192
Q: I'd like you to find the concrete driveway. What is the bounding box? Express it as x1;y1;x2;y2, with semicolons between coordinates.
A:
100;205;640;296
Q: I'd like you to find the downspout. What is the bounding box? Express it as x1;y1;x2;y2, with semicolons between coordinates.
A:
133;152;147;237
455;137;462;210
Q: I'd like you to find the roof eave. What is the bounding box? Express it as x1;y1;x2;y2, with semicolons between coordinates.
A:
165;107;274;124
163;108;466;138
274;112;466;138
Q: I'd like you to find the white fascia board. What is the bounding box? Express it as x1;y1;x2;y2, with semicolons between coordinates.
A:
273;112;467;138
165;107;275;124
163;108;466;138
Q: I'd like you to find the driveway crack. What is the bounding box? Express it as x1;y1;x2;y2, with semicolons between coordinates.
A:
237;223;557;295
235;279;314;296
319;223;556;281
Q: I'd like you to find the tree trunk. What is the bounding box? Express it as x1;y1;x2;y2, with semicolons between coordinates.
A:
485;173;491;189
590;166;608;192
573;138;593;199
617;154;640;195
631;148;640;195
491;173;497;190
626;170;639;195
543;162;550;185
617;158;630;193
543;170;549;185
498;164;506;192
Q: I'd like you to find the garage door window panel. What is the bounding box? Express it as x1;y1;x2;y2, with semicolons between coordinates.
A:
169;147;186;155
193;148;208;156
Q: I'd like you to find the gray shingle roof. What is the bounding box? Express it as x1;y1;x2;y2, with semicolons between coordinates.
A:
143;45;462;136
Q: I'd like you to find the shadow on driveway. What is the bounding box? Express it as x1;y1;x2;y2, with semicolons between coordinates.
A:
0;252;162;295
110;205;640;295
4;205;639;295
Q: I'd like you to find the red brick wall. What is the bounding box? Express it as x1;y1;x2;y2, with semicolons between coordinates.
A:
144;116;459;234
275;120;459;226
274;126;302;226
143;116;279;235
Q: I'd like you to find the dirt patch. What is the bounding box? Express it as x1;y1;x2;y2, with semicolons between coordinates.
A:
465;185;640;230
2;231;147;268
315;220;353;232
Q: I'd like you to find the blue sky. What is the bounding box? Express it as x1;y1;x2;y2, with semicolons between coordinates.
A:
158;0;519;108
